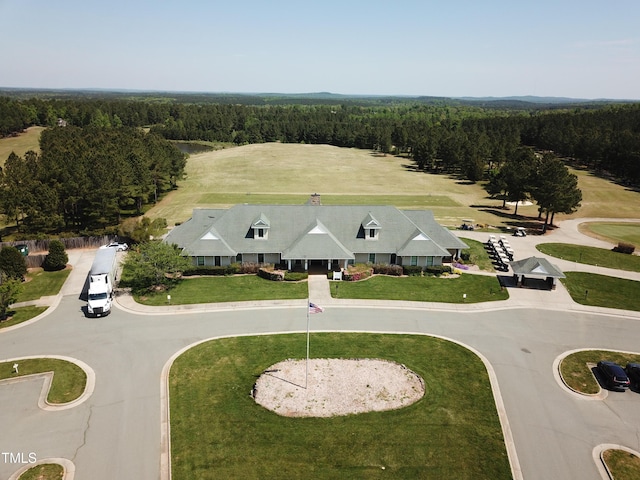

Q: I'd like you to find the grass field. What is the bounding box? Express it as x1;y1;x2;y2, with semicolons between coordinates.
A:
536;243;640;272
579;222;640;246
146;143;537;228
0;358;87;404
0;127;45;165
561;272;640;311
170;333;511;479
560;349;640;394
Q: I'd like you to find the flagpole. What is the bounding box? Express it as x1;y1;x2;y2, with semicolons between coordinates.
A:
306;297;310;389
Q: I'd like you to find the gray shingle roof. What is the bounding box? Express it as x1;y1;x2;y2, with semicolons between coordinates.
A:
510;256;565;278
164;204;467;260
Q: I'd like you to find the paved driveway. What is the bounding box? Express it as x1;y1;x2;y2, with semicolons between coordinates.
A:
2;221;640;479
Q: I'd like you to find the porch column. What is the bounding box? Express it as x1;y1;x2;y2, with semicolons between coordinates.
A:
328;259;332;270
304;259;308;271
288;259;291;270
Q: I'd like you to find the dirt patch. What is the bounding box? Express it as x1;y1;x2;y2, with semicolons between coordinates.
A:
253;358;425;417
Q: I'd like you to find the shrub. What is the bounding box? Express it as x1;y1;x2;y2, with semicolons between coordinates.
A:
258;267;284;281
372;263;403;276
425;265;452;276
183;265;237;276
284;272;308;282
460;252;471;261
42;240;69;271
402;265;423;276
239;262;262;274
0;246;27;281
612;242;636;255
343;264;373;281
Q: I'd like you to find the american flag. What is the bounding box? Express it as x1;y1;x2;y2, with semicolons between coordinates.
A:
308;302;324;314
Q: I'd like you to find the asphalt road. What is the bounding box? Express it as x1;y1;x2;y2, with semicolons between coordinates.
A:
2;224;640;480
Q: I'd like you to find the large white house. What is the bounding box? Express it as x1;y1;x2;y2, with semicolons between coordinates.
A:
164;196;468;271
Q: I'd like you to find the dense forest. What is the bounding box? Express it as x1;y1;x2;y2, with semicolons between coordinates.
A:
0;92;637;235
0;125;185;233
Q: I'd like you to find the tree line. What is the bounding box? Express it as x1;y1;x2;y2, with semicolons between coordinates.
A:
0;126;186;233
3;95;637;184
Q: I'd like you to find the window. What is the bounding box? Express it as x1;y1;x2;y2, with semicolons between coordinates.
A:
258;228;264;238
258;253;265;263
197;256;205;266
368;253;376;263
215;256;221;266
411;256;418;266
236;253;243;263
369;229;375;238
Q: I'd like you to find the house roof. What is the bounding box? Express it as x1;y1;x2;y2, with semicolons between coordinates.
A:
510;256;565;278
165;204;467;260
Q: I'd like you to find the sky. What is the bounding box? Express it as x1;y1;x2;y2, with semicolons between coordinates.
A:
1;0;639;99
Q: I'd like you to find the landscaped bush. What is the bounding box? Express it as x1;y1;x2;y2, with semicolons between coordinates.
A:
183;265;238;276
372;264;403;276
402;265;423;276
613;242;636;254
284;272;308;282
257;267;284;281
460;252;471;261
342;264;373;281
239;262;262;274
425;265;452;276
42;240;69;271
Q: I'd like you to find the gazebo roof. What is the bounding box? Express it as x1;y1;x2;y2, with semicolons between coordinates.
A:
510;256;565;278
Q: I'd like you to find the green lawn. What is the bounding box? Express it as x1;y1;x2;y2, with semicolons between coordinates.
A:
135;275;308;305
331;274;508;303
0;306;47;329
0;358;87;404
536;243;640;273
170;333;511;479
581;222;640;246
16;268;72;303
559;350;640;394
458;237;496;272
561;272;640;311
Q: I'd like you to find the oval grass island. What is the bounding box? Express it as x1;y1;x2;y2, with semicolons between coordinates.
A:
168;333;512;479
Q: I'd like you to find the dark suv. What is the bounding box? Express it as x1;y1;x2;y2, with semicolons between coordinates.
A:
625;363;640;388
597;360;630;391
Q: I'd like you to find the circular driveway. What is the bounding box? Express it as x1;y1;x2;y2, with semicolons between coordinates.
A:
2;220;640;480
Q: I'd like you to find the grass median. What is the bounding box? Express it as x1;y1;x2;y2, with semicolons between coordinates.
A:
560;350;640;394
17;463;64;480
0;358;87;404
170;333;511;479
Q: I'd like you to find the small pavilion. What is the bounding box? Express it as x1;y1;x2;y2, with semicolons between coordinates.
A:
509;256;565;290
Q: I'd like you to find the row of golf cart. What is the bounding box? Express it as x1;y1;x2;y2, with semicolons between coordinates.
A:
487;235;515;272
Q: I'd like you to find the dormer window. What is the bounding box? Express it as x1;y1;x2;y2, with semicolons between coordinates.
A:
251;213;270;240
361;212;381;240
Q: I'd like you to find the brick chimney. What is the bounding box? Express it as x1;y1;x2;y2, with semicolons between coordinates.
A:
308;193;321;206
